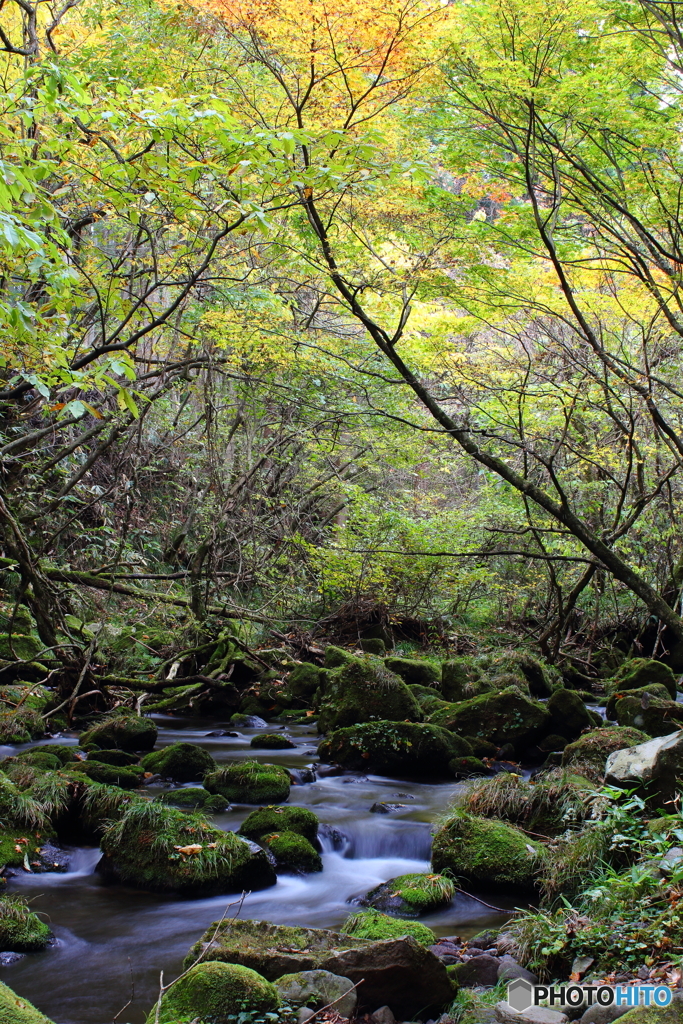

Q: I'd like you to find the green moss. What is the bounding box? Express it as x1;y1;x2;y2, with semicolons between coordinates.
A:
318;720;472;777
546;688;594;739
79;713;157;752
611;658;677;699
324;646;356;668
0;686;51;713
140;742;216;781
70;761;143;789
431;811;543;889
23;745;81;765
614;695;683;736
184;919;353;975
149;961;280;1024
16;752;60;771
156;788;228;812
477;651;560;698
0;980;55;1024
249;733;295;750
434;686;551;751
449;756;489;778
204;761;291;804
238;805;318;843
362;872;455;916
0;896;51;952
440;658;492;702
0;635;42;663
262;830;322;872
100;801;276;893
341;909;436;945
384;657;441;688
317;657;423;732
86;748;139;767
561;726;649;773
0;829;46;870
286;663;321;699
606;684;670;720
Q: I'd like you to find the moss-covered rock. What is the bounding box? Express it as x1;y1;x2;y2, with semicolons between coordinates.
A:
70;761;143;789
441;658;493;702
140;742;216;781
342;909;436;945
360;872;454;917
606;684;671;720
561;725;649;772
478;651;560;698
0;686;51;714
0;896;51;952
433;686;552;752
384;657;441;688
24;744;82;765
0;828;48;872
238;805;318;843
86;748;140;767
249;733;295;750
0;980;55;1024
610;658;677;699
204;761;291;804
449;755;489;778
324;646;356;669
149;961;280;1024
431;812;543;889
318;721;472;777
286;663;322;699
546;688;594;739
462;768;599;835
16;752;60;771
614;694;683;736
0;634;43;663
317;657;422;732
274;970;357;1016
79;713;157;752
99;801;276;893
156;788;228;812
261;830;322;873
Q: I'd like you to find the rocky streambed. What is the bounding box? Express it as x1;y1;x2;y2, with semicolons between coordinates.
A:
0;715;519;1024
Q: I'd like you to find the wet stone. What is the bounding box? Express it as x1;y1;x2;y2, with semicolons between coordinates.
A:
0;952;24;966
369;803;408;814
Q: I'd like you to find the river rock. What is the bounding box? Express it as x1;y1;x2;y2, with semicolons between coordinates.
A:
561;727;648;772
150;961;280;1024
431;812;542;890
384;657;441;688
204;761;291;803
496;1005;568;1024
441;658;493;702
579;1007;631;1024
496;955;538;983
80;713;157;752
546;689;594;740
274;970;357;1016
429;686;551;754
140;742;216;781
318;721;472;777
372;1007;397;1024
609;658;677;699
605;729;683;803
614;694;683;736
239;806;319;843
317;658;423;732
185;920;453;1017
360;873;454;917
450;953;500;986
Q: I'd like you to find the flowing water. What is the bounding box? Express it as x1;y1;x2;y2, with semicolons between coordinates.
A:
2;717;521;1024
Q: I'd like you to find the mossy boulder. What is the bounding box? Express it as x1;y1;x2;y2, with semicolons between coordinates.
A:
0;981;55;1024
562;726;649;772
0;897;51;952
324;646;356;668
0;828;48;872
441;658;493;702
617;1005;683;1024
433;685;551;752
614;694;683;736
478;650;560;698
261;831;322;873
318;721;472;777
238;805;318;843
0;634;42;663
249;733;295;750
156;788;228;812
449;755;489;778
431;812;543;889
86;748;140;767
16;751;60;771
99;801;276;893
24;744;81;765
342;908;436;945
384;657;441;688
606;684;671;720
70;760;143;789
0;685;51;714
80;713;157;752
274;970;357;1017
140;742;216;781
546;688;594;739
317;657;422;732
286;663;322;699
204;761;291;803
610;658;677;699
462;768;598;835
360;872;454;917
149;961;279;1024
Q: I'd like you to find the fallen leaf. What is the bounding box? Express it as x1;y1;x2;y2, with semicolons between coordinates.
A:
174;844;202;856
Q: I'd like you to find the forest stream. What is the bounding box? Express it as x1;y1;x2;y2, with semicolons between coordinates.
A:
0;719;519;1024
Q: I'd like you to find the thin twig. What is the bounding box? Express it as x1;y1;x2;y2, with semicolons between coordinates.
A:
453;887;517;914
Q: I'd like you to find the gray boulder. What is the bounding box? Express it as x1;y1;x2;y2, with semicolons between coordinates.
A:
274;970;357;1017
605;729;683;803
497;955;538;984
450;953;500;986
496;1005;568;1024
